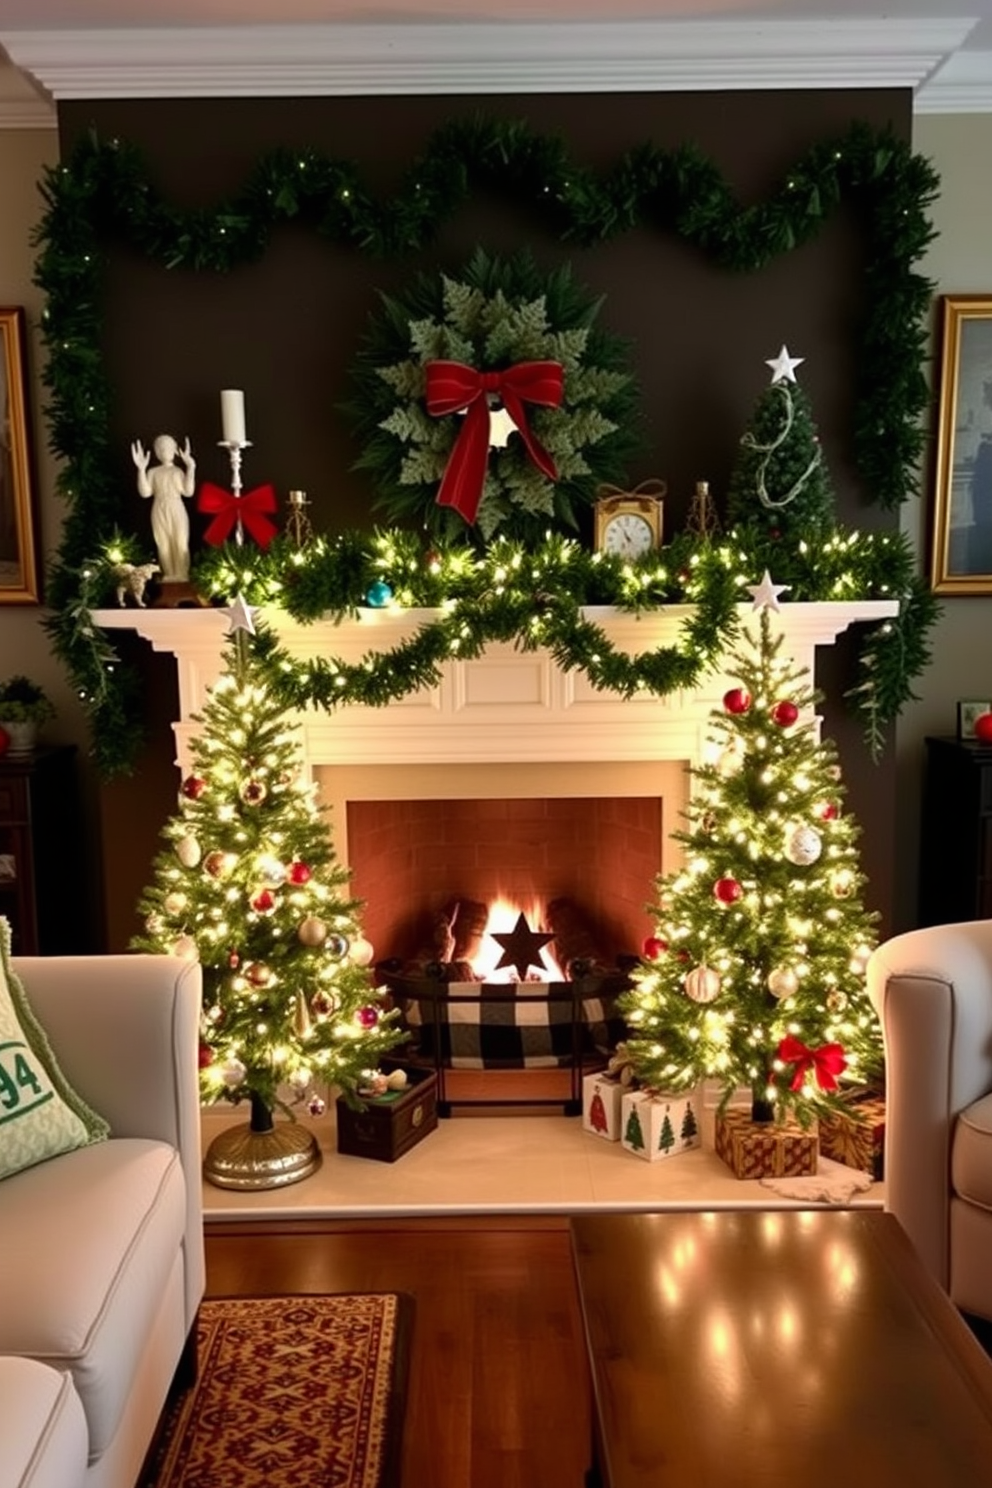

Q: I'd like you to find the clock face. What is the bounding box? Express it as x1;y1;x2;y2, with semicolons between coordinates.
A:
603;511;655;557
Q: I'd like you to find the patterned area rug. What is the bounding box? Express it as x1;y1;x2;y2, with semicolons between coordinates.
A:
142;1293;413;1488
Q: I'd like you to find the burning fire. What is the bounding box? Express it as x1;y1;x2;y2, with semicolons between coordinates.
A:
471;896;563;982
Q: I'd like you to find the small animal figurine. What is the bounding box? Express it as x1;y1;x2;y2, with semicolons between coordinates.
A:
112;561;161;608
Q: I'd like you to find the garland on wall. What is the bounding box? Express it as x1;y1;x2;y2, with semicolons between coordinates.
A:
32;117;941;777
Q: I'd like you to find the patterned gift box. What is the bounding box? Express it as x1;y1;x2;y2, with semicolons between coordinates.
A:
620;1088;701;1162
818;1093;886;1179
582;1071;625;1141
715;1108;818;1179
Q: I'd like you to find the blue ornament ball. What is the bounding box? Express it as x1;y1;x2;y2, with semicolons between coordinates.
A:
365;580;393;608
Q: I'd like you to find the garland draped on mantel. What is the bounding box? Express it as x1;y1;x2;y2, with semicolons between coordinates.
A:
32;117;941;776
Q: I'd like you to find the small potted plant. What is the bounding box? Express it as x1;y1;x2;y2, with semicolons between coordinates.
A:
0;675;56;757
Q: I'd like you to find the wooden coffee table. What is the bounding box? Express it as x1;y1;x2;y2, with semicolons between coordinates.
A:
570;1210;992;1487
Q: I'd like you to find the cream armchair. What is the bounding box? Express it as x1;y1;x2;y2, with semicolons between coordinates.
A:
866;920;992;1323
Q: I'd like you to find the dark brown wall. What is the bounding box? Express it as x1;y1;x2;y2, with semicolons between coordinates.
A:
58;90;910;949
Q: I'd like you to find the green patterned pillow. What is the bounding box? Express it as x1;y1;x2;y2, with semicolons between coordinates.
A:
0;917;109;1180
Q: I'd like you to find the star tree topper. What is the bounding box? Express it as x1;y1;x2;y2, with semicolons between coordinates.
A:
223;594;257;636
491;913;555;980
765;345;804;384
747;571;790;612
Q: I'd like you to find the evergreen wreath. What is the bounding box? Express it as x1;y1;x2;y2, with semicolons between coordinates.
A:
346;248;640;542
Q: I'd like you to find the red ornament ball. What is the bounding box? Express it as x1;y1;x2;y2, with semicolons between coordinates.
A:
240;778;268;806
287;860;312;885
815;801;840;821
642;936;668;960
198;1042;214;1069
723;687;752;715
356;1005;380;1029
713;876;743;906
0;725;10;757
975;712;992;744
771;700;799;728
181;774;206;800
250;888;275;914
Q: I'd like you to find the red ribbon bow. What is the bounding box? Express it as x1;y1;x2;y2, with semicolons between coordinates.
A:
777;1035;847;1093
424;359;564;524
198;483;279;550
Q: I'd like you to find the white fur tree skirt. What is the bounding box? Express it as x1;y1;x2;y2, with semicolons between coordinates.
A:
759;1155;874;1204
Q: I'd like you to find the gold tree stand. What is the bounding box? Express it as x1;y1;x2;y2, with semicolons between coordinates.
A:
203;1096;322;1190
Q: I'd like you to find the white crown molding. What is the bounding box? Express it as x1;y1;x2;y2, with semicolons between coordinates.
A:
0;19;979;101
915;49;992;113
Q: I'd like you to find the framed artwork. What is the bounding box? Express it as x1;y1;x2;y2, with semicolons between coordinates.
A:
0;307;40;604
931;295;992;595
957;699;992;741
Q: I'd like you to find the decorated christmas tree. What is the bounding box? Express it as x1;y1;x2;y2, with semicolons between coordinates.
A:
618;575;883;1128
725;345;835;543
133;601;404;1157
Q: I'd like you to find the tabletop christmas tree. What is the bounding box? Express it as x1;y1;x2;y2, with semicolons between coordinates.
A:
618;573;883;1128
725;345;835;544
133;598;404;1187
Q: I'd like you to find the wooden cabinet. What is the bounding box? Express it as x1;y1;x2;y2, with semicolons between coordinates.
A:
919;736;992;927
0;746;85;955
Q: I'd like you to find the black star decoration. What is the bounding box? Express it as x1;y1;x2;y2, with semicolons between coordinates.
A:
490;913;555;980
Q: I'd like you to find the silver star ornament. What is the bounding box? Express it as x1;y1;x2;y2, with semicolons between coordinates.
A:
224;593;257;636
766;345;804;385
747;571;790;612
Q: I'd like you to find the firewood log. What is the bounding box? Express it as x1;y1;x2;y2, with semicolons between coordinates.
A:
546;897;610;977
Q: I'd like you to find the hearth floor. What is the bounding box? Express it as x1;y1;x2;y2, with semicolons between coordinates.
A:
200;1103;885;1221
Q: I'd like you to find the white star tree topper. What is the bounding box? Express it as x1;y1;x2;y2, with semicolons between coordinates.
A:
223;594;257;636
747;571;790;612
765;345;804;385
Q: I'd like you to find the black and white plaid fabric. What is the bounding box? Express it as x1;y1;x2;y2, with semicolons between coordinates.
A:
402;981;624;1070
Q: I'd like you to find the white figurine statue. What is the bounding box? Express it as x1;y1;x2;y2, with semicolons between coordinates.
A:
131;434;196;583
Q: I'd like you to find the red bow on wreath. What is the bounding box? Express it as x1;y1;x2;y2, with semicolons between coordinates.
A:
776;1035;848;1092
424;359;564;525
198;483;279;550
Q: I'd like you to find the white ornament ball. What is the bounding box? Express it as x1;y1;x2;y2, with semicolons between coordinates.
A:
349;934;375;968
386;1069;408;1090
767;966;798;1000
717;746;744;778
221;1058;246;1088
849;943;873;975
163;891;187;916
684;964;721;1003
171;935;199;961
784;824;822;866
175;834;201;869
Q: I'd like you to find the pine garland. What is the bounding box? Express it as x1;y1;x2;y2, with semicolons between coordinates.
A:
31;117;940;776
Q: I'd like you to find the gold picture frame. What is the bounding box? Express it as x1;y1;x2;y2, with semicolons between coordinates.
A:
931;295;992;595
0;307;40;604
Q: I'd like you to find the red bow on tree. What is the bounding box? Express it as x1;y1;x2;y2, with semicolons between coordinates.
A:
776;1035;847;1092
424;359;564;524
198;483;279;549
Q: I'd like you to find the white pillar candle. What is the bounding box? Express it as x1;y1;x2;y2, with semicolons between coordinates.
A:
220;389;246;444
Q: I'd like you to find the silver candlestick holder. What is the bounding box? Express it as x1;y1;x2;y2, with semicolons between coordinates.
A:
218;439;253;545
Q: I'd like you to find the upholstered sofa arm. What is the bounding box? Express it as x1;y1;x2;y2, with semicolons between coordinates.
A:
866;921;992;1288
10;954;205;1329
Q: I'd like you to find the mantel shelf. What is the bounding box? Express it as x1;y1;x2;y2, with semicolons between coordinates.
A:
92;600;898;777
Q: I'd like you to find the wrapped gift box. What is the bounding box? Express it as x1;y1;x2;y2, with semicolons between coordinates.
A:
715;1108;818;1179
620;1088;701;1162
819;1092;886;1179
336;1062;438;1163
582;1071;626;1141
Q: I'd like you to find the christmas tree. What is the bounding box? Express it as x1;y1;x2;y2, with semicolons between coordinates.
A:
618;575;883;1127
133;601;404;1133
725;345;835;543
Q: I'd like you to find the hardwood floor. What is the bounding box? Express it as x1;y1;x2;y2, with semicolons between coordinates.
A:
204;1216;593;1488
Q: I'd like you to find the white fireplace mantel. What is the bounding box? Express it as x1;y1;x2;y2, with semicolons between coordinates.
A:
95;601;898;779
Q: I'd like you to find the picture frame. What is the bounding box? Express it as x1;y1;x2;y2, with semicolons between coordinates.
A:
931;295;992;596
0;307;41;604
957;699;992;741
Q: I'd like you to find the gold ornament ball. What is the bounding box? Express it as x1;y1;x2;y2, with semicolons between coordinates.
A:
310;989;337;1018
245;961;272;987
831;870;855;899
298;915;328;947
826;989;848;1013
386;1069;408;1090
684;964;721;1003
767;966;798;1000
204;850;237;879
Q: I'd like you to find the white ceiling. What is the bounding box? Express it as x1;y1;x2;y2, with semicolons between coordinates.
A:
1;5;991;126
